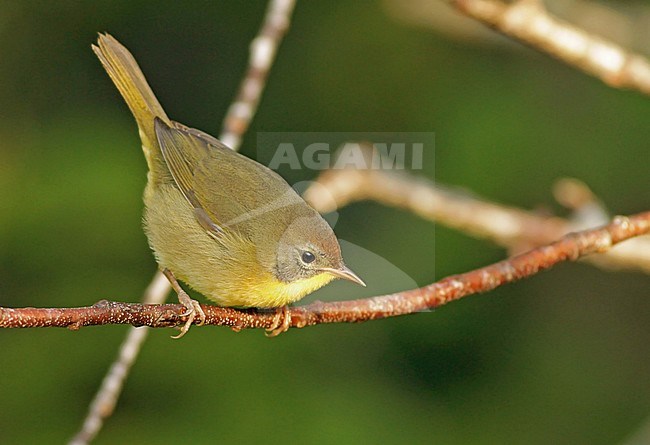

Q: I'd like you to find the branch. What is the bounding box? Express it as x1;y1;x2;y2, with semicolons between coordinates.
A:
450;0;650;96
5;211;649;331
304;162;567;248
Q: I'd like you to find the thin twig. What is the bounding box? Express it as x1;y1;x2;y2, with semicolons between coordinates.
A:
387;0;650;51
70;2;297;444
450;0;650;95
4;211;649;331
304;163;567;248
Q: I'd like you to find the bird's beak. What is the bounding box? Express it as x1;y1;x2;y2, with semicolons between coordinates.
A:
320;266;366;287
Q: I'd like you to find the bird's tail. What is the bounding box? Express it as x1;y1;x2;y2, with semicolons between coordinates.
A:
93;33;170;180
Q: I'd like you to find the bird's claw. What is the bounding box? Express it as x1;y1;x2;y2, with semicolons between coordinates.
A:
172;290;206;339
265;305;291;338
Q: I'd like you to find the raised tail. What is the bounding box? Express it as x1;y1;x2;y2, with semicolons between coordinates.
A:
93;33;170;180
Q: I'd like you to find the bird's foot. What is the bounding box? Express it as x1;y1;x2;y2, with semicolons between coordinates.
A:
265;305;291;338
172;289;206;339
162;268;206;339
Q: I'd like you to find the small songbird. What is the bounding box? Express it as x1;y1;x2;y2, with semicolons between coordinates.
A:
92;34;364;337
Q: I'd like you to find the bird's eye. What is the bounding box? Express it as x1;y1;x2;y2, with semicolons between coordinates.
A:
301;251;316;264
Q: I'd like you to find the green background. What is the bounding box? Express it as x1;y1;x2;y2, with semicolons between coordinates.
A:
1;1;649;444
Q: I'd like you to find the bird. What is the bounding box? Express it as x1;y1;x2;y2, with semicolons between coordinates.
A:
92;33;365;337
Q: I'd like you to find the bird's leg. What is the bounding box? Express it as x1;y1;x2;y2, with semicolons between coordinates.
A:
162;268;206;339
265;305;291;337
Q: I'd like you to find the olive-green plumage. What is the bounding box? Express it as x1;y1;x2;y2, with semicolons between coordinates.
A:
92;33;364;310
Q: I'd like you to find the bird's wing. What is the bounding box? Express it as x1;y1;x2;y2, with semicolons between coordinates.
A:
154;117;228;238
153;117;304;239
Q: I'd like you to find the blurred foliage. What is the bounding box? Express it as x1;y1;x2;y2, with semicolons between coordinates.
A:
0;1;649;444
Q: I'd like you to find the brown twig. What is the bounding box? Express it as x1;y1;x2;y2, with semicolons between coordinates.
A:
450;0;650;95
4;211;649;331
